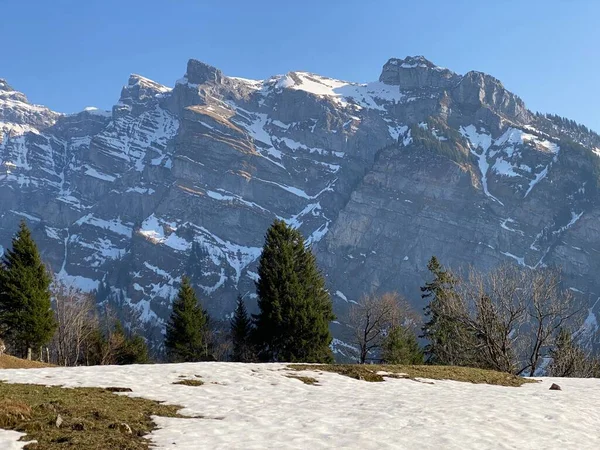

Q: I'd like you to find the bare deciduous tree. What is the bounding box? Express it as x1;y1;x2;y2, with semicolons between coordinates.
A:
50;282;99;366
457;266;528;373
451;265;582;375
349;292;415;364
520;269;579;376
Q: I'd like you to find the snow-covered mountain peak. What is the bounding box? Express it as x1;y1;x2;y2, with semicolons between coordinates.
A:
256;71;405;113
270;71;353;94
116;74;172;111
0;80;62;134
81;106;112;117
125;74;171;92
0;80;30;104
0;78;16;92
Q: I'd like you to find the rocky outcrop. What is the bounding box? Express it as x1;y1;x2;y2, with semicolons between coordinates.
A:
0;80;60;132
379;56;459;89
452;71;532;123
185;59;224;85
1;56;599;354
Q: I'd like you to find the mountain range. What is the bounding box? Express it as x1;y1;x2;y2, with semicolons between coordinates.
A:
1;56;599;353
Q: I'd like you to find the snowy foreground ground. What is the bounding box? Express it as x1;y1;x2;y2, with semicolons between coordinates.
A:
1;363;599;449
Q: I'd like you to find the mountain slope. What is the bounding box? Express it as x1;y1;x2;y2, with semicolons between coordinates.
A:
1;56;599;351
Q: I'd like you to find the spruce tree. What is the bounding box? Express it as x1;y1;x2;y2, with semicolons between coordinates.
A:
381;325;423;365
164;276;211;362
547;328;575;377
230;294;254;362
0;221;56;358
420;256;469;365
112;321;149;365
547;328;598;377
253;220;335;363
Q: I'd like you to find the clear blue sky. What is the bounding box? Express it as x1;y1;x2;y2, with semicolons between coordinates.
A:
3;0;599;131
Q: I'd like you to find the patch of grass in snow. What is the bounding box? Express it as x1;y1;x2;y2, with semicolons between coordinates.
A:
172;378;204;386
0;399;32;423
0;381;182;449
0;354;53;369
285;375;319;385
288;364;535;387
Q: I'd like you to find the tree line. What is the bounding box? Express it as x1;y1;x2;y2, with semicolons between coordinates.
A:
165;220;335;363
0;222;149;364
0;219;337;365
419;256;599;377
1;220;598;378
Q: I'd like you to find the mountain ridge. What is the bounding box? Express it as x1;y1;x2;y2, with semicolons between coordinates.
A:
1;55;599;355
4;55;596;135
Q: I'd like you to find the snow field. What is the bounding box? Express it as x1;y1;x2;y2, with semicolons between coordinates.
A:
1;363;599;449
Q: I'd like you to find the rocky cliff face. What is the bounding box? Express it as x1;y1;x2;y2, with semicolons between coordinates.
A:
1;56;599;354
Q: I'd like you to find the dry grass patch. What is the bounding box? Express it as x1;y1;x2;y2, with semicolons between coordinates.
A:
0;399;33;427
285;375;319;385
0;354;53;369
288;364;535;387
172;379;204;387
0;381;183;449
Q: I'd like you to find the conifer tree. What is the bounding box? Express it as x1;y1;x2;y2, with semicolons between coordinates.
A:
381;325;423;365
420;256;470;365
0;221;56;358
253;220;334;363
547;328;598;377
230;294;254;362
164;276;211;362
112;321;149;365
